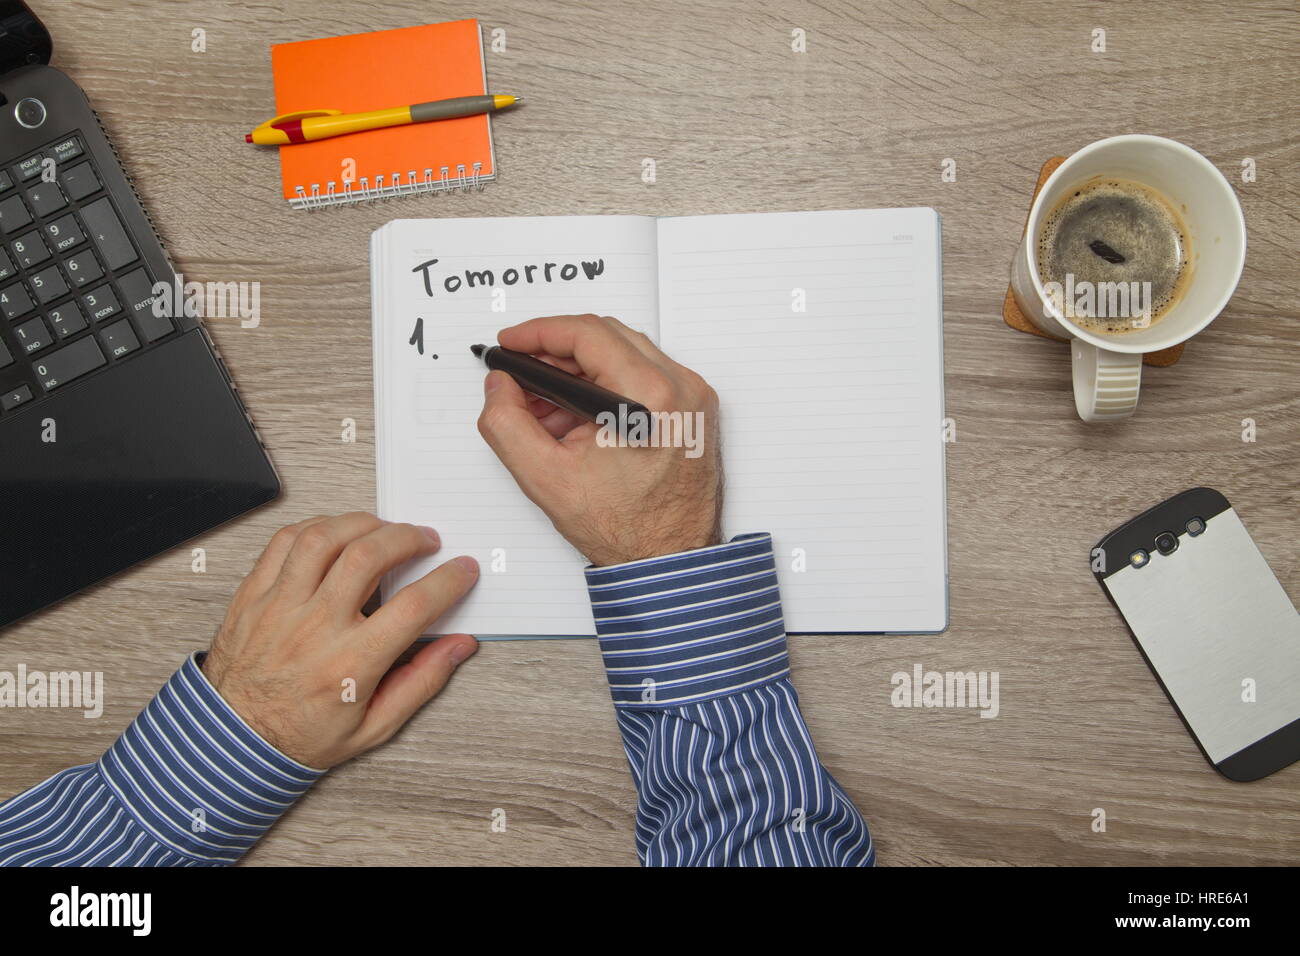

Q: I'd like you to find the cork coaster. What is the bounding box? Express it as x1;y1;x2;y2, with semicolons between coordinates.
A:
1003;156;1185;368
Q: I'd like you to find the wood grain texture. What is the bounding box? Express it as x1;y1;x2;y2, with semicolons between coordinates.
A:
1;0;1296;866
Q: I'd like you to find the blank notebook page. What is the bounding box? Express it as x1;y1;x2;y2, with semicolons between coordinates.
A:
656;209;947;632
372;216;659;636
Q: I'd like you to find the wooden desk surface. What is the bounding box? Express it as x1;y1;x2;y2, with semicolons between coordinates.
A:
2;0;1296;866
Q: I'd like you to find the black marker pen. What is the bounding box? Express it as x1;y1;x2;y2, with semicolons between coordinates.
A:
471;344;650;430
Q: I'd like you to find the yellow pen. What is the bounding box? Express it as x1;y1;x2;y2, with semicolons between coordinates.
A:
245;94;522;145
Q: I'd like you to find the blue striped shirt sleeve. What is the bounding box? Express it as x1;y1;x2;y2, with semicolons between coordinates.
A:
586;533;874;866
0;652;323;866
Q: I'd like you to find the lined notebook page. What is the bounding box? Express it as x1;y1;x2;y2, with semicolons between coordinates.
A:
656;209;947;633
372;216;659;636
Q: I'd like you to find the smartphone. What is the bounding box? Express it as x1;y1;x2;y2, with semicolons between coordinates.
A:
1093;487;1300;781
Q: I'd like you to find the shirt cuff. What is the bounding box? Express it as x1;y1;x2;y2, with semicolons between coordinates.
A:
585;533;790;708
97;652;325;864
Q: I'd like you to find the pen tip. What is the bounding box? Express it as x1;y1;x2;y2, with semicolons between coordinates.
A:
470;344;485;357
244;134;253;143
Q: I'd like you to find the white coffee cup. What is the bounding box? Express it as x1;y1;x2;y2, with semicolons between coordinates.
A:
1010;135;1246;422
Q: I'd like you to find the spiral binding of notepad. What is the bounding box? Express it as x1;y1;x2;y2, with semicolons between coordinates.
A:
290;162;488;210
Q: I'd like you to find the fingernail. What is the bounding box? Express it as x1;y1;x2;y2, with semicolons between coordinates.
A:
421;526;440;545
484;371;503;395
452;555;480;575
449;638;478;667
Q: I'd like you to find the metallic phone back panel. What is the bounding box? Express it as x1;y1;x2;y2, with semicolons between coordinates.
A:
1104;507;1300;765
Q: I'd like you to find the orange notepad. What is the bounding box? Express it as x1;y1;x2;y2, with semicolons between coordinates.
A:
270;20;496;209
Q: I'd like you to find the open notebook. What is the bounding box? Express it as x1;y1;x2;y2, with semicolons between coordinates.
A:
371;209;947;637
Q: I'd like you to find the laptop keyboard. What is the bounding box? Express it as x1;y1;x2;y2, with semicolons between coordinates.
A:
0;132;174;416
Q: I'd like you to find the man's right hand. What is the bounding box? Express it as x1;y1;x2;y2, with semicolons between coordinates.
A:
476;314;724;567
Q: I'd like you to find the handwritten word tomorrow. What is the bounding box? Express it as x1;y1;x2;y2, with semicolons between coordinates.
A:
412;257;606;296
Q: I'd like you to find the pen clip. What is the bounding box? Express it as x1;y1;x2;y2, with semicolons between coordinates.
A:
251;109;342;133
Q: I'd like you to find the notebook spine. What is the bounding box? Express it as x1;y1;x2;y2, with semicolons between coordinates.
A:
290;162;486;210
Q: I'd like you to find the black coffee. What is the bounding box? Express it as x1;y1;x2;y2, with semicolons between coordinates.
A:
1037;177;1191;333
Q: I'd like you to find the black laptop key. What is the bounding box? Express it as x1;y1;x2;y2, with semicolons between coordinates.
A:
0;247;14;282
100;318;141;358
79;197;137;270
117;268;155;313
29;263;68;303
26;181;66;217
48;302;87;339
44;213;84;252
65;250;102;287
49;136;84;164
1;384;32;411
0;194;31;233
15;153;44;182
33;334;105;390
139;312;174;343
117;268;171;341
59;163;100;201
0;170;12;192
11;230;49;268
14;316;50;353
0;282;34;319
83;284;121;321
0;336;11;368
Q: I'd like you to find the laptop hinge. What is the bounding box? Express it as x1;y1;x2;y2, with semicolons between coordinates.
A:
0;1;51;83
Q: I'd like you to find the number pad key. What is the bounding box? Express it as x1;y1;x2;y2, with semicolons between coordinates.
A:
44;214;85;253
26;182;67;217
0;247;14;282
79;197;137;271
11;231;49;268
29;263;69;304
13;316;51;354
59;163;101;202
82;284;122;321
0;282;35;320
100;318;141;358
48;301;88;339
0;194;31;234
117;268;171;342
64;250;102;288
33;336;105;390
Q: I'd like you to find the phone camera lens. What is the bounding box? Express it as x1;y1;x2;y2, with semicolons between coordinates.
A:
1185;517;1206;536
14;97;46;129
1155;532;1179;555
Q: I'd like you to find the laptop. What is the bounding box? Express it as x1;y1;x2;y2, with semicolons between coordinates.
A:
0;2;278;628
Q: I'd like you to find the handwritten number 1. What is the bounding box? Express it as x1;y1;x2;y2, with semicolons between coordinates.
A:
408;317;438;359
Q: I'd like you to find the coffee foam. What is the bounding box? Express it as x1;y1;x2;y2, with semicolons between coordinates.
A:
1037;177;1192;334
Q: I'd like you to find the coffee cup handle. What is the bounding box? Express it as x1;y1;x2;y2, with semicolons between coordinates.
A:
1071;339;1143;422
